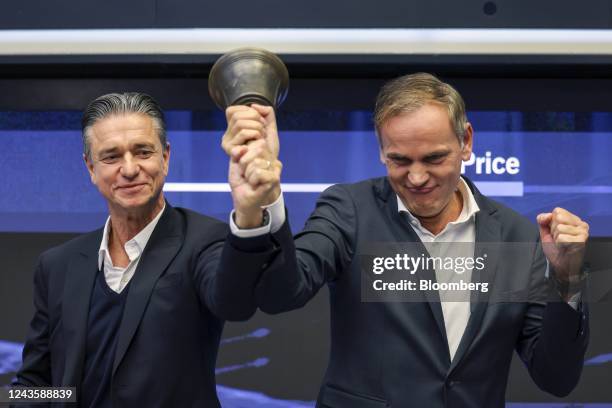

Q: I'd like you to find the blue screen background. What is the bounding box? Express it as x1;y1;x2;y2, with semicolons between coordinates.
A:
0;110;610;236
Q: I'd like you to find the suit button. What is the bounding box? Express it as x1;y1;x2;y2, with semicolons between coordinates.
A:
447;380;460;387
261;262;269;270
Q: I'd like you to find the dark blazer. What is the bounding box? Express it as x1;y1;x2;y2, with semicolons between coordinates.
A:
245;177;589;408
14;204;277;408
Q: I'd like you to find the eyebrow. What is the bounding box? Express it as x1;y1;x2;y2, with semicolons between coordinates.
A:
386;152;409;161
97;147;120;157
97;142;156;156
132;142;156;150
386;149;451;161
423;150;451;160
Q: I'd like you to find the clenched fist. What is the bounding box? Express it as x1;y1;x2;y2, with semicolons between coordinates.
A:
537;207;589;291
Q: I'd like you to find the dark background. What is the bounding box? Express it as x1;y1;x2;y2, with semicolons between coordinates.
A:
0;0;611;28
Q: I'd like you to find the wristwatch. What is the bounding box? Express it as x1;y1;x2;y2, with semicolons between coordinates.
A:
260;209;270;227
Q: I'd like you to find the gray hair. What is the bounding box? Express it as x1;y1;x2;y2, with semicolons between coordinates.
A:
374;72;468;147
81;92;167;159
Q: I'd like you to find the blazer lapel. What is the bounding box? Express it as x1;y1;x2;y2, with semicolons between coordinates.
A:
61;231;102;387
112;205;183;376
377;179;449;348
449;180;502;373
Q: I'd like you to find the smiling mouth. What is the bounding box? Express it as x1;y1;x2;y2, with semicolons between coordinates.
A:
117;184;147;193
407;186;436;195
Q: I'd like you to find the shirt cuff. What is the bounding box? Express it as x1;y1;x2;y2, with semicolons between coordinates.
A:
229;192;285;237
229;209;272;238
263;192;286;233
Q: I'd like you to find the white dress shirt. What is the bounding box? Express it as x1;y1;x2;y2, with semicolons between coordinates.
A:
98;204;165;293
397;178;479;361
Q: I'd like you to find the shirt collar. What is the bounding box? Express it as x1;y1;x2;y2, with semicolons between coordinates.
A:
397;177;480;229
98;203;166;270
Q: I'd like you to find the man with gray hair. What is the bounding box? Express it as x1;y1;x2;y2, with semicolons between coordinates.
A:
223;73;590;407
13;92;278;407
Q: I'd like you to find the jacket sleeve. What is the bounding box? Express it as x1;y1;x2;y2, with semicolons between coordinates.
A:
515;240;589;397
13;256;53;405
253;184;358;314
195;223;280;321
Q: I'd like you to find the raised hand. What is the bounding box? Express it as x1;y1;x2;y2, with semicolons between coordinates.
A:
223;104;282;228
222;104;279;159
537;207;589;286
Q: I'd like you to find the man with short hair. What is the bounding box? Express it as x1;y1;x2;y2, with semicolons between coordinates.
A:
224;73;590;407
14;92;277;407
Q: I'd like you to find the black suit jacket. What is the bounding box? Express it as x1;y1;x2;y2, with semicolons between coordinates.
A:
14;204;277;407
244;177;589;408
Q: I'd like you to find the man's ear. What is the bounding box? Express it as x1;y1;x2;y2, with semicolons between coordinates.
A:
162;142;171;176
377;132;386;165
461;123;474;161
84;154;96;184
379;148;386;165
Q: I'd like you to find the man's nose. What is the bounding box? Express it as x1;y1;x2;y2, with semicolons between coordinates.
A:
120;155;139;178
407;165;429;187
